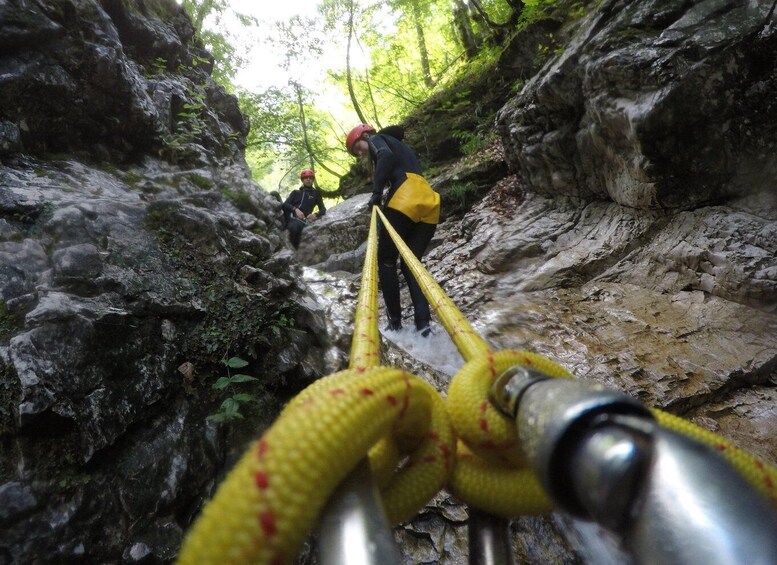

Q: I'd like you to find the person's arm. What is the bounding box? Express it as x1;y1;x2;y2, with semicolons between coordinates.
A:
316;191;326;217
368;135;395;197
282;191;297;214
283;191;305;219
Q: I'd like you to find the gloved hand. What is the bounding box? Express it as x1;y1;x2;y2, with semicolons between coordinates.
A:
367;192;382;210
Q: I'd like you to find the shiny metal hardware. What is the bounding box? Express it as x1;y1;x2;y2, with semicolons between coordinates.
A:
318;459;401;565
491;366;777;565
468;509;515;565
318;461;517;565
627;427;777;564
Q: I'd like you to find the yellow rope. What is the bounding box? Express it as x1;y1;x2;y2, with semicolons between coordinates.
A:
373;208;490;361
177;206;777;564
348;208;382;370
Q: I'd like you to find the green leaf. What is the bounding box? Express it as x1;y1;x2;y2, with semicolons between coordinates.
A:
221;398;240;412
230;374;258;383
232;393;255;403
212;377;231;390
226;356;249;369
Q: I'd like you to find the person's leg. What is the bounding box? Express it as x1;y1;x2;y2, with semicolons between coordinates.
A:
378;209;414;330
287;221;304;249
399;221;437;334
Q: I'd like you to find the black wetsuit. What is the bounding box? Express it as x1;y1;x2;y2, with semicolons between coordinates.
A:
368;133;439;333
282;186;326;249
368;133;424;204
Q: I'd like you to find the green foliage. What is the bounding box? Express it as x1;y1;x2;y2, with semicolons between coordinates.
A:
187;0;595;190
208;356;258;423
180;0;259;87
0;302;18;340
518;0;562;28
0;338;21;437
160;83;207;162
452;129;492;155
147;56;169;76
446;181;479;209
179;53;212;76
240;84;347;193
143;0;179;20
269;312;294;339
569;1;587;20
447;43;503;88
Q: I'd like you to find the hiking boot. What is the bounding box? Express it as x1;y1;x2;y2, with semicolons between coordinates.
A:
385;318;402;331
417;323;432;338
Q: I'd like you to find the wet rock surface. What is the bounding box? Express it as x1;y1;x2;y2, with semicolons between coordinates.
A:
2;0;776;563
0;1;329;562
498;0;777;209
303;1;777;562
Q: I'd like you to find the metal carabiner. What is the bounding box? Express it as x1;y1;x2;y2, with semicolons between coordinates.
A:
490;366;777;565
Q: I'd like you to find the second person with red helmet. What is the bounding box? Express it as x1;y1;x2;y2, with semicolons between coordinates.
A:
346;124;440;337
282;169;327;249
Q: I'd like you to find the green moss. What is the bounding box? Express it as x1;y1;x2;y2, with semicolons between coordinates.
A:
145;207;165;226
20;202;54;239
445;182;479;209
123;171;144;186
147;215;296;366
223;189;260;216
0;301;25;342
131;0;178;20
189;174;214;190
0;362;20;437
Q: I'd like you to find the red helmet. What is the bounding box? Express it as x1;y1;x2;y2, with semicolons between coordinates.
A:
346;124;375;155
299;169;315;179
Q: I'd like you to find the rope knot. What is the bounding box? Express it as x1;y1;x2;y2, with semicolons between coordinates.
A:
445;349;572;517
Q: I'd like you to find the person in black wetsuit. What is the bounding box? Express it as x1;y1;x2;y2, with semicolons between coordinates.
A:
282;169;327;249
346;123;440;337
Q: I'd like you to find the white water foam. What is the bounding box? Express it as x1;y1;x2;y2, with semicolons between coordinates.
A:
380;324;465;377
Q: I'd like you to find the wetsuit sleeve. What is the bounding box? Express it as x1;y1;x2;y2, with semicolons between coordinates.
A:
369;135;395;196
282;191;298;214
316;191;326;216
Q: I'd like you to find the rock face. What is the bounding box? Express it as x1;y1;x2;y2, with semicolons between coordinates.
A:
293;193;371;272
0;1;331;562
302;1;777;563
2;0;777;563
0;0;245;165
498;0;777;210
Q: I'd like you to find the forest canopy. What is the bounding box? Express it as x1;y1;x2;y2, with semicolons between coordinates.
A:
179;0;571;197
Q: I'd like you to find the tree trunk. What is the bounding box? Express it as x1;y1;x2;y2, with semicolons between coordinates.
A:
411;1;434;88
293;84;342;183
364;71;383;129
467;0;503;43
346;0;369;125
504;0;525;27
293;83;316;172
452;0;478;59
467;0;500;30
186;0;216;34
